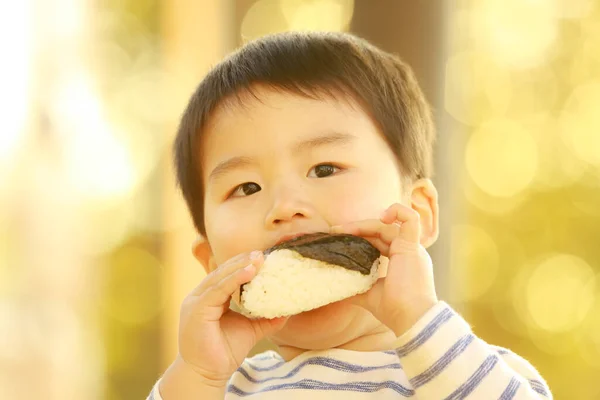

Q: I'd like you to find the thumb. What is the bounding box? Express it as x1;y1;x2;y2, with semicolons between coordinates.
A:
250;316;289;341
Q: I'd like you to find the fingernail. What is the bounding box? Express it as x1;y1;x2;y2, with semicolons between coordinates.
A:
244;264;255;273
330;225;342;232
249;251;261;261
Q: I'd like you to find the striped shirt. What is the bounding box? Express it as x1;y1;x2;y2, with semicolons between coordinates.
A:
148;302;552;399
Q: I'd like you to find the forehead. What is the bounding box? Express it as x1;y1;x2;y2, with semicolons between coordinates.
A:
200;86;375;159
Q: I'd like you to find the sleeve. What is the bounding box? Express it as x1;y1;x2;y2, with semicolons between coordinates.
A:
393;302;553;399
146;379;163;400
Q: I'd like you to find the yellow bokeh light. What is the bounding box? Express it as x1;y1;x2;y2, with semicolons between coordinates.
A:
85;201;136;255
508;69;560;117
464;180;528;215
449;224;500;302
68;128;135;200
465;119;538;197
100;247;164;325
240;0;290;41
529;327;578;356
473;0;558;69
526;254;596;332
560;81;600;166
524;114;587;189
52;73;136;201
241;0;354;42
444;51;513;125
280;0;354;31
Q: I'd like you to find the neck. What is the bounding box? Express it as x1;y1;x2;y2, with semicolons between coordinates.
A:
276;323;398;362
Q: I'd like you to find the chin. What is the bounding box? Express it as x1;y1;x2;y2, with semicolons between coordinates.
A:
271;300;375;350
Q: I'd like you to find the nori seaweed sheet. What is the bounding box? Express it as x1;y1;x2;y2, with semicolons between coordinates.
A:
264;232;380;275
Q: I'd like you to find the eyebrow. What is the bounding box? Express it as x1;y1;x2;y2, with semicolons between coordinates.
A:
207;132;356;183
208;156;256;183
294;132;356;153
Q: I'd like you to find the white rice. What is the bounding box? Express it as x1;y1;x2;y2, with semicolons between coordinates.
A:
237;249;380;319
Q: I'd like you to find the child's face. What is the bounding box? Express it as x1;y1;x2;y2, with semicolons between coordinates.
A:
199;86;408;348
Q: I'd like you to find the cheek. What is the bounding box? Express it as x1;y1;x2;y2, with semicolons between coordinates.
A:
205;205;263;265
326;172;402;224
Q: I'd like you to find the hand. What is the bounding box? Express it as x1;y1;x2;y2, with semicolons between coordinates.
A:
177;251;288;387
330;203;438;336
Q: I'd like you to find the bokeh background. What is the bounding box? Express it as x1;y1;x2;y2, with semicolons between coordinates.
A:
1;0;599;399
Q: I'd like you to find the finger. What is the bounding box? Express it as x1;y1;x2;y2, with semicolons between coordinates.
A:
330;220;401;245
191;251;263;296
199;262;259;308
362;237;390;256
381;203;421;244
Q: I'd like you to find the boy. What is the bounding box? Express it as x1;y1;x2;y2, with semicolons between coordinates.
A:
148;32;552;399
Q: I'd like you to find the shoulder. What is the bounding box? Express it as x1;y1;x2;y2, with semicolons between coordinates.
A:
489;344;552;399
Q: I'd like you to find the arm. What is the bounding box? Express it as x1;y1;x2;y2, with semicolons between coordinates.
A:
393;302;552;399
147;356;227;400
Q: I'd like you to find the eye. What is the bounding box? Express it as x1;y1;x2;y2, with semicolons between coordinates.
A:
230;182;261;198
308;163;341;178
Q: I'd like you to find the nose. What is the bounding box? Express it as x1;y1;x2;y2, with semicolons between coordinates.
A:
264;185;313;228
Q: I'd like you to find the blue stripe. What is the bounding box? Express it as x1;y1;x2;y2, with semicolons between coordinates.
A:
237;357;401;384
396;307;454;357
443;354;499;400
500;377;521;400
529;379;549;397
410;334;475;388
492;346;511;355
228;379;415;397
244;360;286;371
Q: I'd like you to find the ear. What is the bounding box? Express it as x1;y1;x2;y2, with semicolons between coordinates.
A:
192;235;216;275
409;178;439;248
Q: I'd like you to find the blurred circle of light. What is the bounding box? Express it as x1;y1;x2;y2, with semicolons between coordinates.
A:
85;202;136;256
560;81;600;166
465;119;538;198
528;328;578;356
444;52;513;126
509;68;560;116
463;181;528;215
510;266;536;327
100;247;164;325
240;0;290;41
111;67;169;125
51;73;135;201
528;115;587;190
474;0;558;69
280;0;355;31
68;128;134;200
0;1;30;166
526;254;595;333
449;224;499;302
